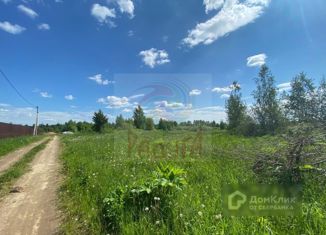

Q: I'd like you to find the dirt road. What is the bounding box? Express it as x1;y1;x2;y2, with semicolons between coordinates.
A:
0;136;61;235
0;138;48;175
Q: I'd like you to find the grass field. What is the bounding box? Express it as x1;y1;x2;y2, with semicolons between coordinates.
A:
59;130;326;235
0;135;43;158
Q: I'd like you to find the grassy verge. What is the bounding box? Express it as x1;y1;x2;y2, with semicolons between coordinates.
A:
0;139;50;198
0;135;44;158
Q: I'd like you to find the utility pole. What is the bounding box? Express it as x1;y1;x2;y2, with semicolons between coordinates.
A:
33;106;39;136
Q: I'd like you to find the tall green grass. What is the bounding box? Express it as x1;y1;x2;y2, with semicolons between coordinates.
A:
0;135;43;158
0;139;50;198
59;130;326;234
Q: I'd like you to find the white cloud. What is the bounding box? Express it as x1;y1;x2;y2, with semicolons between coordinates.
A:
88;74;114;85
98;96;130;108
128;30;134;37
64;95;75;100
91;3;116;24
211;86;232;94
40;91;52;98
139;48;170;68
212;83;240;94
0;103;10;107
189;89;202;96
17;5;38;19
220;94;230;99
114;0;134;18
204;0;224;13
98;94;144;109
183;0;270;47
154;101;192;110
122;108;132;112
38;23;50;30
129;94;144;100
0;21;25;34
277;82;291;92
144;105;225;123
246;53;267;67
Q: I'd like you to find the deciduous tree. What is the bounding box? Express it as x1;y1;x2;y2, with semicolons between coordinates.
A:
253;65;282;134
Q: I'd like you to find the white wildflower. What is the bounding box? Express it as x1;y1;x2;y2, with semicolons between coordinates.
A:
215;214;222;220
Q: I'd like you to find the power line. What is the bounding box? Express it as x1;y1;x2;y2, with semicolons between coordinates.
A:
0;69;35;107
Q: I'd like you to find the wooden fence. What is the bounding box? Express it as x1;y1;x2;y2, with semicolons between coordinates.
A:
0;122;33;138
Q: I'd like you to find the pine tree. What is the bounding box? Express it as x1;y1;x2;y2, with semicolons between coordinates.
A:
92;110;108;133
253;65;282;134
133;105;146;129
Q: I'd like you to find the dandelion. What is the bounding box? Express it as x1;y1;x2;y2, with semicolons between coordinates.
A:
179;213;183;218
144;207;149;211
198;211;203;216
154;197;160;201
155;220;160;225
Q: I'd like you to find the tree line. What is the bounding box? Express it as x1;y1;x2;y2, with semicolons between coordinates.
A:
226;64;325;136
38;107;227;133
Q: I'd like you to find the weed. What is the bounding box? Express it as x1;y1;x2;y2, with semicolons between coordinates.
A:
102;164;186;234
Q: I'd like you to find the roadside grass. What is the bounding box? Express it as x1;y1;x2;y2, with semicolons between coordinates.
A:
59;130;326;234
0;139;51;198
0;135;44;158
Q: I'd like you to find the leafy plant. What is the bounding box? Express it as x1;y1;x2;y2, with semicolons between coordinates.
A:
102;164;186;233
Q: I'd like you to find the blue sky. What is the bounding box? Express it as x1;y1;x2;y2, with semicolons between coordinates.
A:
0;0;325;124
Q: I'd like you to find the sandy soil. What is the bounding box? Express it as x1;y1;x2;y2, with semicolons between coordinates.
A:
0;138;48;175
0;136;61;235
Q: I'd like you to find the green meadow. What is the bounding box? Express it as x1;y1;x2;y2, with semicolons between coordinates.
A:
59;130;326;235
